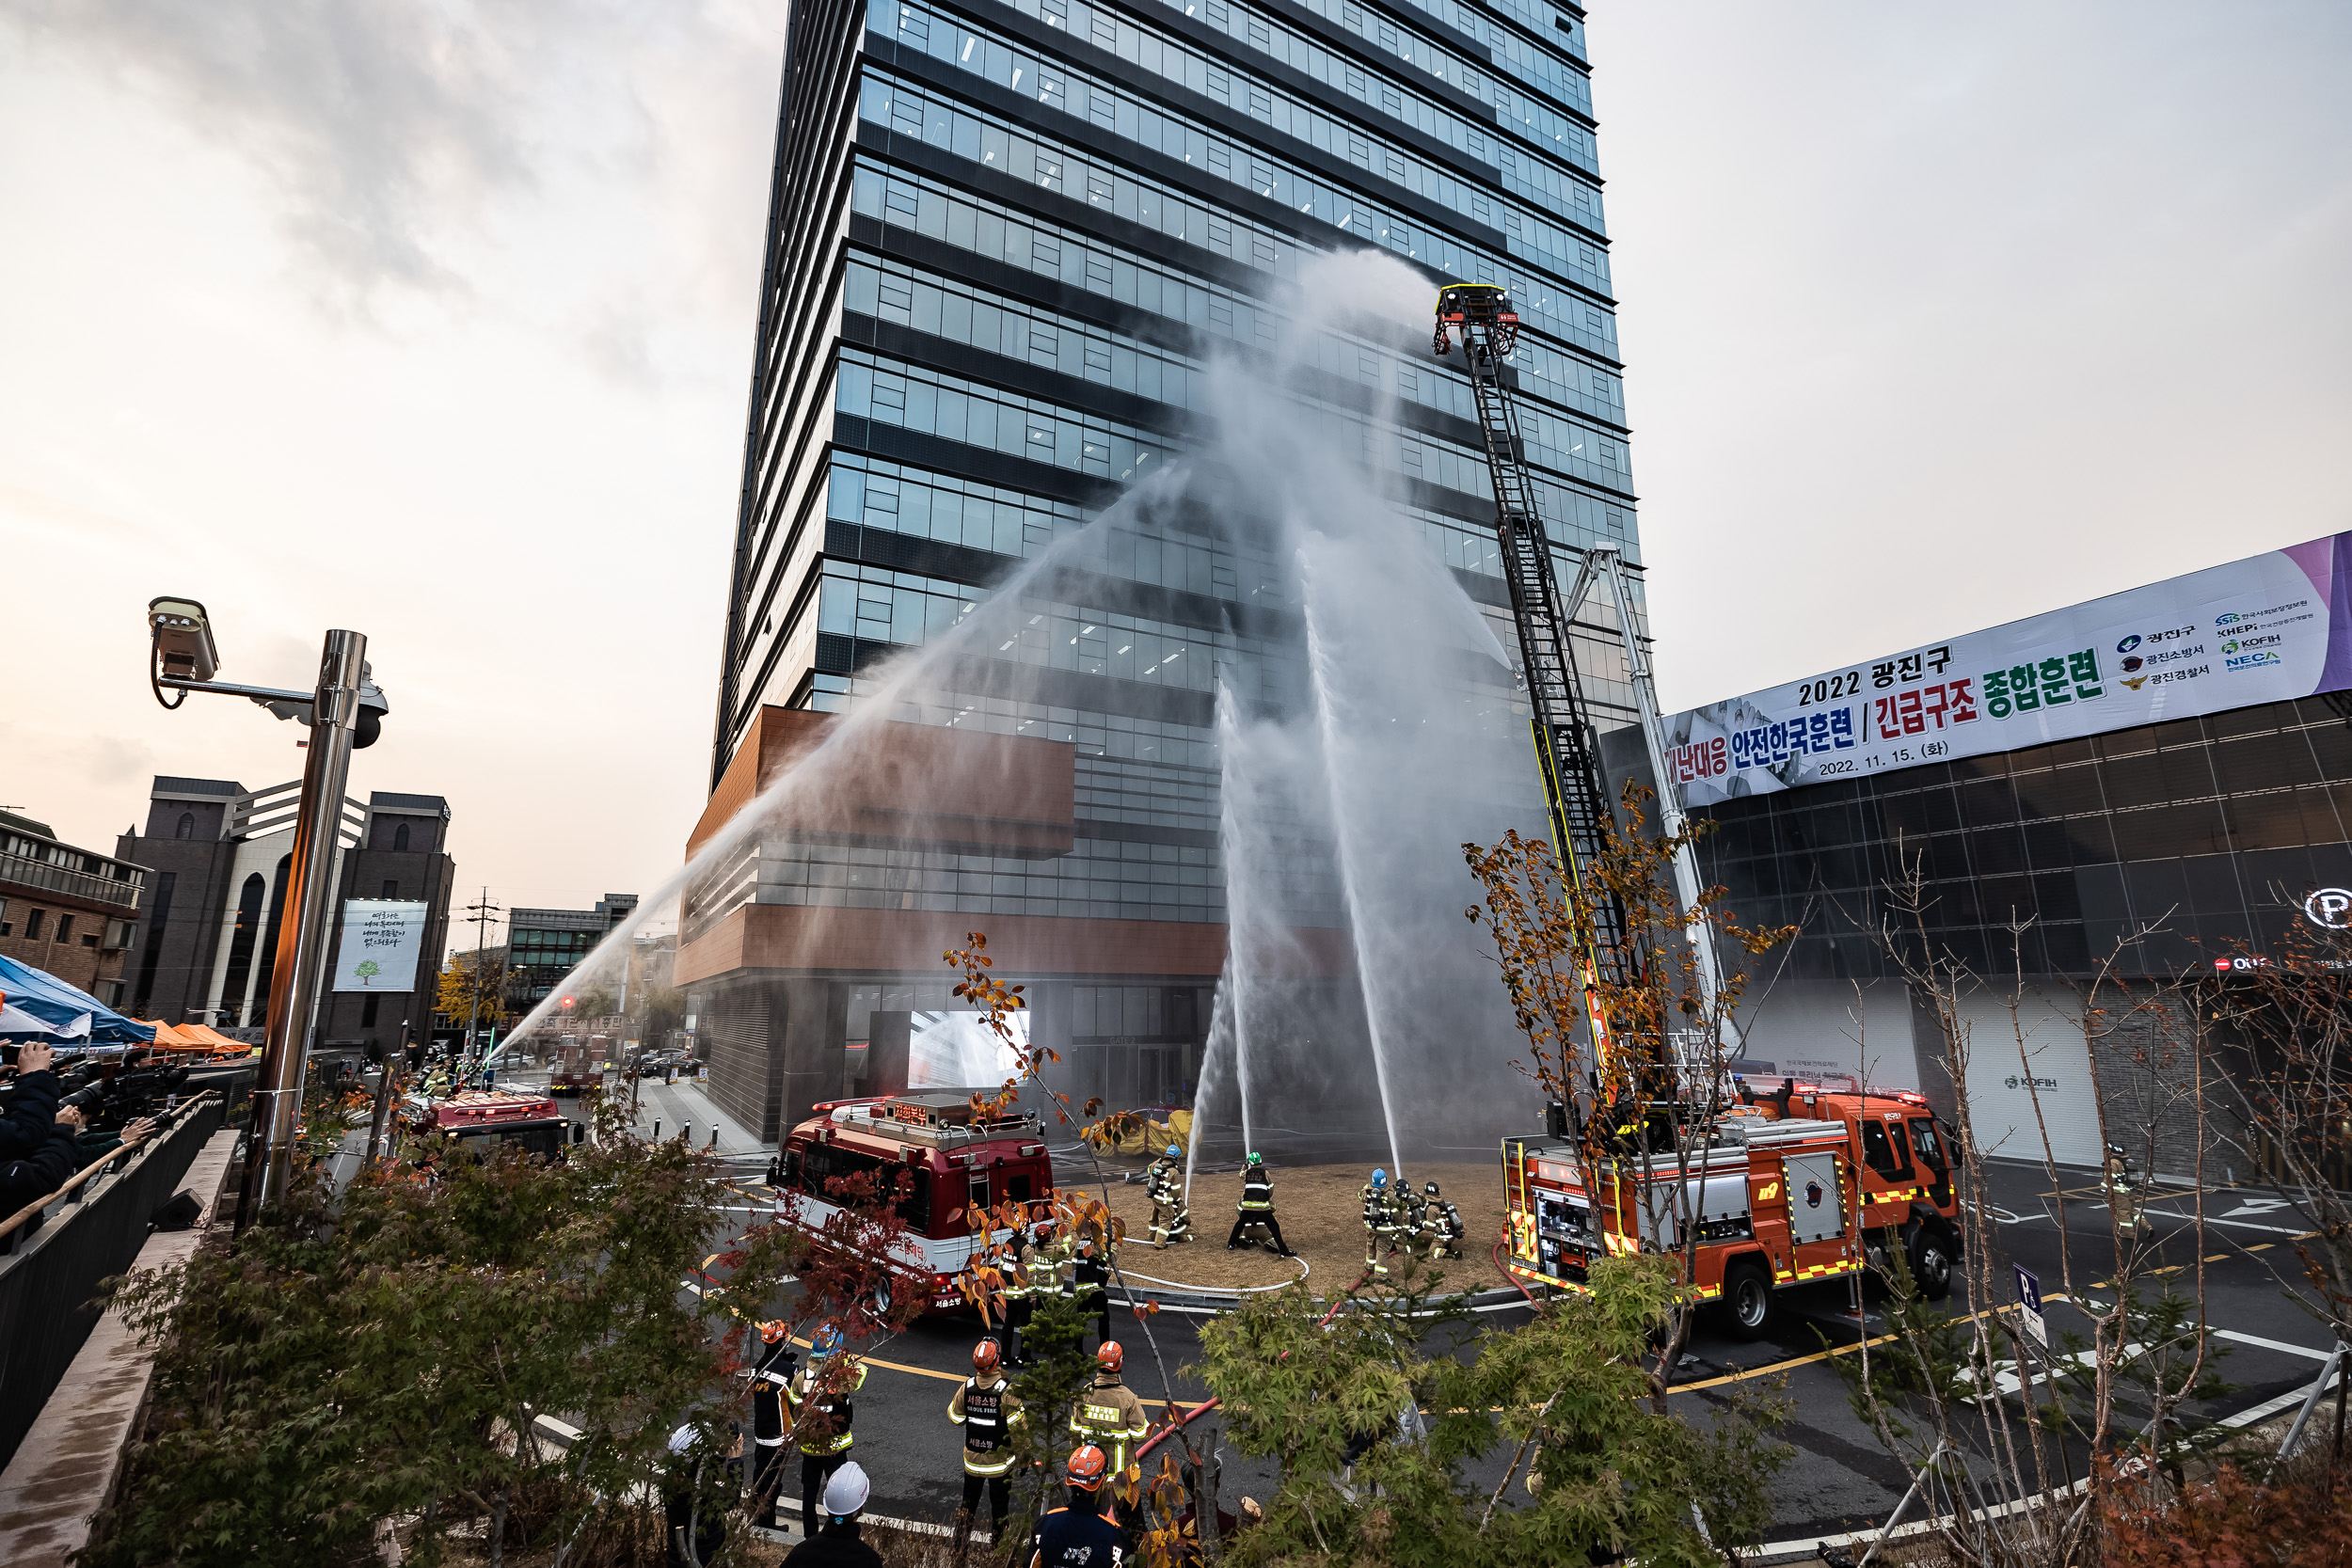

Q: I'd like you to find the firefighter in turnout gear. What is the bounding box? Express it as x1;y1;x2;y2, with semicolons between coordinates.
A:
1395;1177;1430;1261
1069;1341;1152;1481
1006;1219;1055;1367
1421;1180;1466;1259
1030;1446;1126;1568
748;1320;800;1528
1225;1151;1294;1255
1061;1231;1112;1350
1361;1167;1403;1273
946;1338;1025;1546
785;1323;869;1535
1147;1144;1191;1247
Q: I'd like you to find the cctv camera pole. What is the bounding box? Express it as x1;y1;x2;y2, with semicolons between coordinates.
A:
235;629;367;1232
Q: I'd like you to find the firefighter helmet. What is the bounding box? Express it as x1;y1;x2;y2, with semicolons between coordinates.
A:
1067;1445;1110;1492
1423;1180;1440;1198
1096;1340;1124;1374
1247;1150;1263;1165
1371;1167;1388;1188
758;1319;788;1345
973;1338;1002;1374
1166;1143;1182;1160
809;1323;845;1359
824;1462;872;1519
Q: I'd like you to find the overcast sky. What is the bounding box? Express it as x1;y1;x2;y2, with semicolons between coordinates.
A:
2;2;2345;941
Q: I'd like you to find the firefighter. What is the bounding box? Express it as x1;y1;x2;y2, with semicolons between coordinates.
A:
1225;1151;1294;1255
2103;1143;2152;1237
1009;1218;1057;1367
1030;1445;1126;1568
748;1320;800;1528
1394;1178;1429;1261
1069;1341;1152;1481
785;1462;883;1567
947;1338;1025;1546
1422;1180;1465;1260
1064;1231;1112;1350
662;1423;739;1568
1360;1167;1400;1273
1147;1143;1191;1246
785;1323;868;1535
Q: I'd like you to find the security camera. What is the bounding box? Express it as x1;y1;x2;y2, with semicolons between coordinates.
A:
149;596;220;684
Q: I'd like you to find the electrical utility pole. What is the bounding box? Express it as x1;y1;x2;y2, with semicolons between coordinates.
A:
463;889;503;1069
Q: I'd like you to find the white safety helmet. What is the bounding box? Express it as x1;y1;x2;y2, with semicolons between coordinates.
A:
825;1461;872;1520
667;1423;697;1455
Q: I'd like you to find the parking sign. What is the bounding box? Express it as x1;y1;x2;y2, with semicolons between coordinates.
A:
2014;1263;2047;1348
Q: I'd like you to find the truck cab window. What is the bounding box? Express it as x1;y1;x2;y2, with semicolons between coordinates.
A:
1908;1117;1947;1174
1860;1118;1914;1182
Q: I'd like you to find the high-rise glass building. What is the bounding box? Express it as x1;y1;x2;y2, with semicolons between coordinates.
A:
691;0;1642;1140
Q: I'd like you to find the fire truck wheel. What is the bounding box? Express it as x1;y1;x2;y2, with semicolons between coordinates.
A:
1907;1227;1954;1302
1723;1259;1774;1341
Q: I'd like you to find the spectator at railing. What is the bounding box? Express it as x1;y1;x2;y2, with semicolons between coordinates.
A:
0;1108;84;1236
1;1042;65;1163
60;1104;158;1169
1;1039;162;1241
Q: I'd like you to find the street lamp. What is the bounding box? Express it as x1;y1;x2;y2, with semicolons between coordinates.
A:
147;598;391;1231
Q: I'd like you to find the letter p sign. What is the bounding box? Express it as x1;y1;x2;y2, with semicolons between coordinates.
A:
2306;888;2352;930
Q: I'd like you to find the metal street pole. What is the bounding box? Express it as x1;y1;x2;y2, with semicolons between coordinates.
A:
463;888;501;1073
236;629;366;1232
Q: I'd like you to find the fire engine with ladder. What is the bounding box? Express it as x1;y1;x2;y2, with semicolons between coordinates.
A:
1432;283;1963;1335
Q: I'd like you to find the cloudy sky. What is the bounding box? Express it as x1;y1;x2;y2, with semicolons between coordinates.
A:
2;2;2345;938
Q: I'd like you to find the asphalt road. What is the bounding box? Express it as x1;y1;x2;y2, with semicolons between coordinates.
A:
354;1079;2345;1549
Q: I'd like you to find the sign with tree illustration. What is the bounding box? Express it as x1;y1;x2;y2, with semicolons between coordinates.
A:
332;900;429;992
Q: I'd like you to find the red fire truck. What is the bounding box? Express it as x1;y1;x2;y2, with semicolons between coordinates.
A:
1501;1080;1962;1338
779;1092;1053;1316
405;1088;579;1160
548;1035;603;1096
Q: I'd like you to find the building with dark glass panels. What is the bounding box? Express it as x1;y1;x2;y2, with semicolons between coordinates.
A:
507;895;641;1013
1614;536;2352;1174
691;0;1643;1139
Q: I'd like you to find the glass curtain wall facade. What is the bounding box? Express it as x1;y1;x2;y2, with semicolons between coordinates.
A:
700;0;1641;1133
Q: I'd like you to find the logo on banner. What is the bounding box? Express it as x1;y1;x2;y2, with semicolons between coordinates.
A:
2306;889;2352;930
2116;634;2142;653
2217;612;2242;626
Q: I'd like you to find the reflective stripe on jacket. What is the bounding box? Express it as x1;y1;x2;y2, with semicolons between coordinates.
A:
947;1375;1026;1476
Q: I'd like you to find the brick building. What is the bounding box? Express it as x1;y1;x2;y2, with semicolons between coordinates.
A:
0;810;147;1004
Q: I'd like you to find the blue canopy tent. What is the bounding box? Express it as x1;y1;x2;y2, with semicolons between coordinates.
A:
0;953;155;1046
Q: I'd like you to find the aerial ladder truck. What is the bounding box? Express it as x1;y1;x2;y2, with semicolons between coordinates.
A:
1432;285;1962;1333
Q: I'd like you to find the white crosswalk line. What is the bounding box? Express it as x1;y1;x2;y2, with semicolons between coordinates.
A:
2214;1329;2334;1361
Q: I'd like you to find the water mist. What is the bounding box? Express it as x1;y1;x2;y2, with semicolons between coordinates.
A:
508;245;1547;1183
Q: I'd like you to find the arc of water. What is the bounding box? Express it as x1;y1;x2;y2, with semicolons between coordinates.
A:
1298;547;1407;1183
1187;681;1256;1203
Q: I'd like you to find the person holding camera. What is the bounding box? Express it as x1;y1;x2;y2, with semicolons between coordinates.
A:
1;1040;65;1161
1;1044;86;1229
